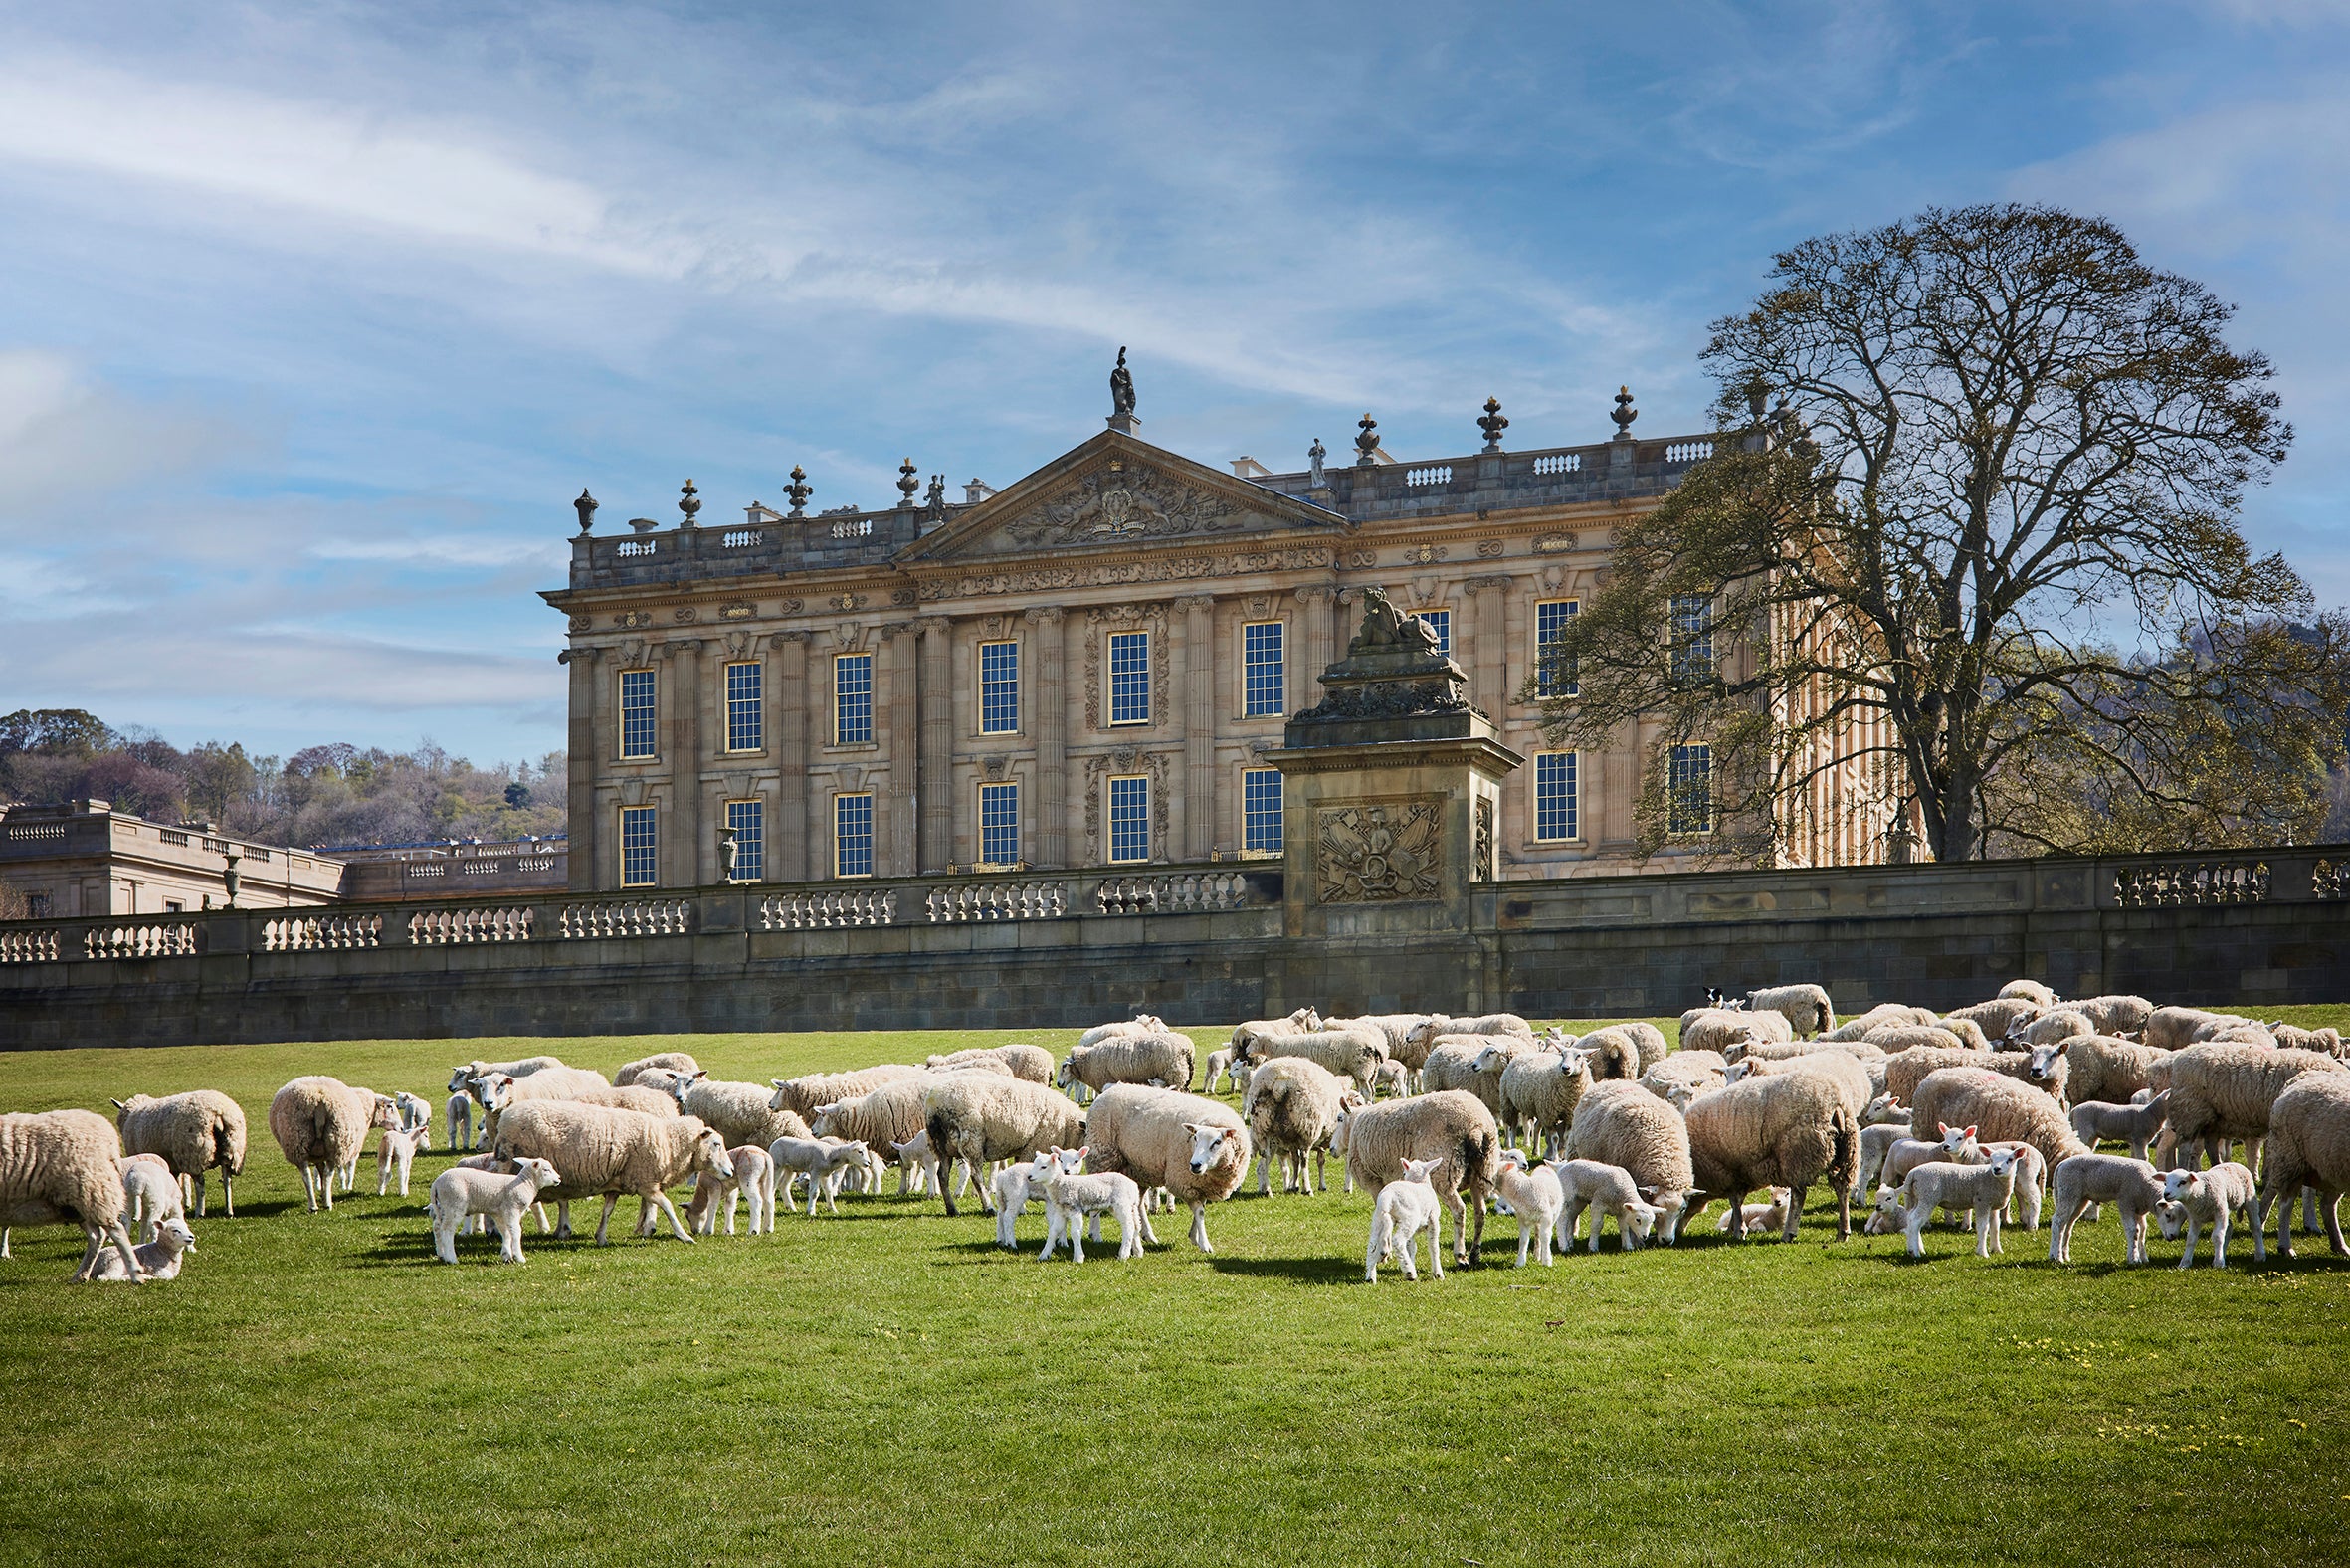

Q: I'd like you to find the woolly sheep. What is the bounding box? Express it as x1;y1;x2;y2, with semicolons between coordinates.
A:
1638;1050;1726;1109
0;1110;143;1281
1943;998;2043;1041
1203;1048;1244;1096
1492;1154;1566;1266
2155;1161;2256;1269
1229;1027;1382;1094
1081;1086;1251;1253
1490;1045;1595;1157
1871;1149;2023;1258
86;1215;196;1282
2270;1023;2347;1059
925;1077;1088;1218
2252;1073;2350;1261
1564;1080;1695;1243
641;1078;798;1151
1682;1072;1858;1241
427;1157;563;1263
1822;1005;1939;1042
1741;984;1837;1038
810;1078;953;1176
1571;1028;1643;1083
614;1051;701;1087
1057;1033;1200;1100
767;1065;924;1124
686;1146;777;1236
1421;1034;1530;1117
924;1044;1056;1083
474;1067;614;1139
1334;1090;1500;1265
1364;1157;1447;1282
2070;1094;2170;1161
562;1084;685;1120
1997;979;2059;1009
1864;1025;1976;1060
446;1152;551;1238
374;1122;432;1198
2061;1036;2171;1109
2155;1044;2347;1171
1727;1049;1872;1124
1324;1013;1438;1060
2010;1010;2093;1048
447;1056;564;1093
2144;1006;2240;1052
1884;1047;2005;1107
116;1153;184;1243
2048;1154;2165;1264
270;1078;396;1212
1033;1147;1155;1263
2066;995;2154;1037
492;1102;732;1245
109;1090;246;1218
1907;1069;2091;1179
767;1136;873;1216
1079;1014;1173;1050
1406;1012;1534;1050
1680;1009;1794;1057
1545;1156;1663;1253
1856;1122;1914;1194
1243;1057;1357;1196
394;1091;434;1135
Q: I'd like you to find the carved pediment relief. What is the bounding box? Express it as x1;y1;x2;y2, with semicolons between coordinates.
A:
993;461;1248;553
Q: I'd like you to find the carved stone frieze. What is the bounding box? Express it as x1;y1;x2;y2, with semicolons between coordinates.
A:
999;461;1245;551
919;544;1334;601
1291;680;1478;723
718;602;754;620
1317;802;1443;903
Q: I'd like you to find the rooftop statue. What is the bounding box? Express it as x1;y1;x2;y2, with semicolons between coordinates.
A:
1110;346;1136;418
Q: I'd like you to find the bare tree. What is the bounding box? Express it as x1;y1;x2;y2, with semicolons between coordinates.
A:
1537;203;2342;862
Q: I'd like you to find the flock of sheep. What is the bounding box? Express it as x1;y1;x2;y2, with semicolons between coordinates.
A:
5;980;2349;1284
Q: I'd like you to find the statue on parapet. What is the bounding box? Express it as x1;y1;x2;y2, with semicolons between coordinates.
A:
1110;346;1136;418
1351;586;1441;657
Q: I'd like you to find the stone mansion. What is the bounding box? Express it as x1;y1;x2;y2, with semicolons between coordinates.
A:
543;383;1900;893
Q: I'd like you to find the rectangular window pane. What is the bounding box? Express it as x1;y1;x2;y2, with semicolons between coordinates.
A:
1107;776;1150;863
1668;744;1713;834
1243;622;1285;717
835;793;875;877
1670;595;1714;682
725;663;763;752
1419;609;1450;656
980;641;1020;734
726;799;763;882
620;670;657;758
621;806;658;886
1534;752;1578;842
1109;631;1150;726
1535;601;1579;698
1243;768;1283;854
979;781;1019;866
835;653;873;745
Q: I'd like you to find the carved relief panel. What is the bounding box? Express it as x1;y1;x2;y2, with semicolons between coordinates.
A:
1317;800;1444;903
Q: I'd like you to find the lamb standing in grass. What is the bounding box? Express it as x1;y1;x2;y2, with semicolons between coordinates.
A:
1871;1149;2022;1259
110;1090;246;1218
2155;1162;2256;1269
447;1092;476;1153
685;1145;777;1236
768;1137;873;1216
1364;1157;1446;1282
1493;1153;1566;1266
925;1076;1088;1218
375;1120;432;1198
428;1157;563;1263
2048;1153;2165;1264
2070;1094;2170;1161
1545;1157;1663;1253
116;1154;184;1243
1564;1081;1694;1243
1034;1147;1155;1263
270;1078;397;1213
1334;1091;1499;1264
0;1110;143;1281
1683;1072;1858;1241
1081;1086;1252;1253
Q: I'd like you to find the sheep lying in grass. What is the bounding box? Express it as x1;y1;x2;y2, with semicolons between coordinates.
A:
2070;1095;2169;1161
1547;1157;1663;1253
110;1090;246;1219
2253;1073;2350;1261
86;1215;196;1282
1715;1188;1792;1236
2049;1154;2165;1264
1872;1148;2023;1258
270;1078;397;1213
2155;1162;2256;1269
1081;1086;1251;1253
686;1146;776;1236
1494;1154;1565;1266
116;1154;184;1244
428;1157;563;1264
1364;1157;1446;1282
1334;1091;1499;1265
1034;1147;1155;1263
0;1110;143;1281
925;1077;1088;1218
768;1137;873;1216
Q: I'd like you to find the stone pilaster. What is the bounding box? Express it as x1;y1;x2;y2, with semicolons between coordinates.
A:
666;639;703;887
881;621;918;878
1464;575;1512;716
1026;606;1067;868
771;630;811;882
917;615;953;873
1292;586;1336;712
1179;594;1217;860
560;646;598;891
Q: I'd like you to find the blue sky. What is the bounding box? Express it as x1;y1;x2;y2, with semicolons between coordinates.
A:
3;1;2346;764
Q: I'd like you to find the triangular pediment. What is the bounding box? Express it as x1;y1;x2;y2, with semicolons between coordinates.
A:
895;429;1349;565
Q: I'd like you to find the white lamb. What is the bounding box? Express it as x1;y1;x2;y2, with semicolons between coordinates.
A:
375;1122;432;1197
1364;1157;1447;1282
427;1157;563;1264
1034;1147;1155;1262
2048;1154;2165;1265
1493;1153;1566;1267
990;1154;1047;1249
86;1216;197;1282
116;1153;185;1244
686;1145;777;1236
767;1136;873;1216
446;1092;476;1153
1870;1149;2022;1258
1545;1157;1663;1253
2156;1161;2256;1270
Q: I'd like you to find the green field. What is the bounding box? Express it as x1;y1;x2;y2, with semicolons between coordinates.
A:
4;1013;2348;1567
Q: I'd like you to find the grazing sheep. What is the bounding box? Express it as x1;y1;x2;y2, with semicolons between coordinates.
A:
375;1122;432;1198
1823;1005;1937;1042
2070;1094;2170;1161
1546;1157;1663;1253
1229;1027;1382;1095
116;1153;184;1243
0;1111;143;1281
427;1157;563;1263
270;1078;396;1213
1033;1147;1155;1263
2048;1154;2165;1264
810;1078;955;1189
1742;984;1837;1038
1364;1157;1447;1282
1680;1009;1795;1057
109;1090;246;1219
1243;1057;1358;1195
685;1145;776;1236
1490;1045;1595;1157
2155;1044;2347;1171
614;1051;701;1087
2144;1006;2240;1052
1683;1073;1858;1241
1079;1014;1173;1050
925;1044;1056;1084
86;1215;196;1282
767;1137;873;1216
1057;1033;1200;1101
1997;979;2059;1009
767;1066;924;1124
473;1067;615;1139
2252;1073;2350;1261
1907;1069;2092;1181
1493;1154;1566;1266
2066;995;2155;1037
446;1092;475;1153
493;1104;733;1244
1872;1149;2023;1258
1943;998;2044;1041
2155;1162;2256;1269
1081;1086;1251;1253
1421;1034;1530;1118
2062;1036;2171;1109
1335;1090;1501;1265
925;1077;1088;1218
2010;1010;2093;1048
1564;1081;1695;1243
448;1057;565;1094
1639;1050;1727;1109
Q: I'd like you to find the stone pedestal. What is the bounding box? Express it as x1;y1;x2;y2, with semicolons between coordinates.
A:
1268;589;1521;942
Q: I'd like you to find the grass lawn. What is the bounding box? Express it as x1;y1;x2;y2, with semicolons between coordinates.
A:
3;1011;2348;1566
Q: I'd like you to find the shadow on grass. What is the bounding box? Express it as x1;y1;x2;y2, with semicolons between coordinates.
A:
1208;1254;1386;1285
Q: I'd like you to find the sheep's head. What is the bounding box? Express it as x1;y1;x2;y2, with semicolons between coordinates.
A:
157;1217;196;1252
1405;1018;1443;1051
693;1130;735;1182
515;1157;561;1193
1182;1122;1242;1175
2026;1046;2064;1082
1936;1123;1981;1161
368;1095;404;1130
1723;1061;1755;1086
1555;1047;1593;1079
1051;1146;1090;1176
766;1078;796;1111
1471;1044;1511;1074
1862;1092;1906;1126
2154;1198;2191;1241
2161;1168;2204;1204
1398;1157;1443;1185
475;1075;516;1113
1621;1200;1662;1246
1985;1148;2022;1179
1660;1080;1701;1112
1865;1186;1907;1234
447;1066;476;1093
1720;1039;1751;1066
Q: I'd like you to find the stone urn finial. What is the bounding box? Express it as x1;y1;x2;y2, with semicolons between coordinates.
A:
897;458;920;507
678;479;702;526
1611;385;1639;440
785;465;812;518
1354;414;1380;467
573;489;599;534
1477;396;1508;454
